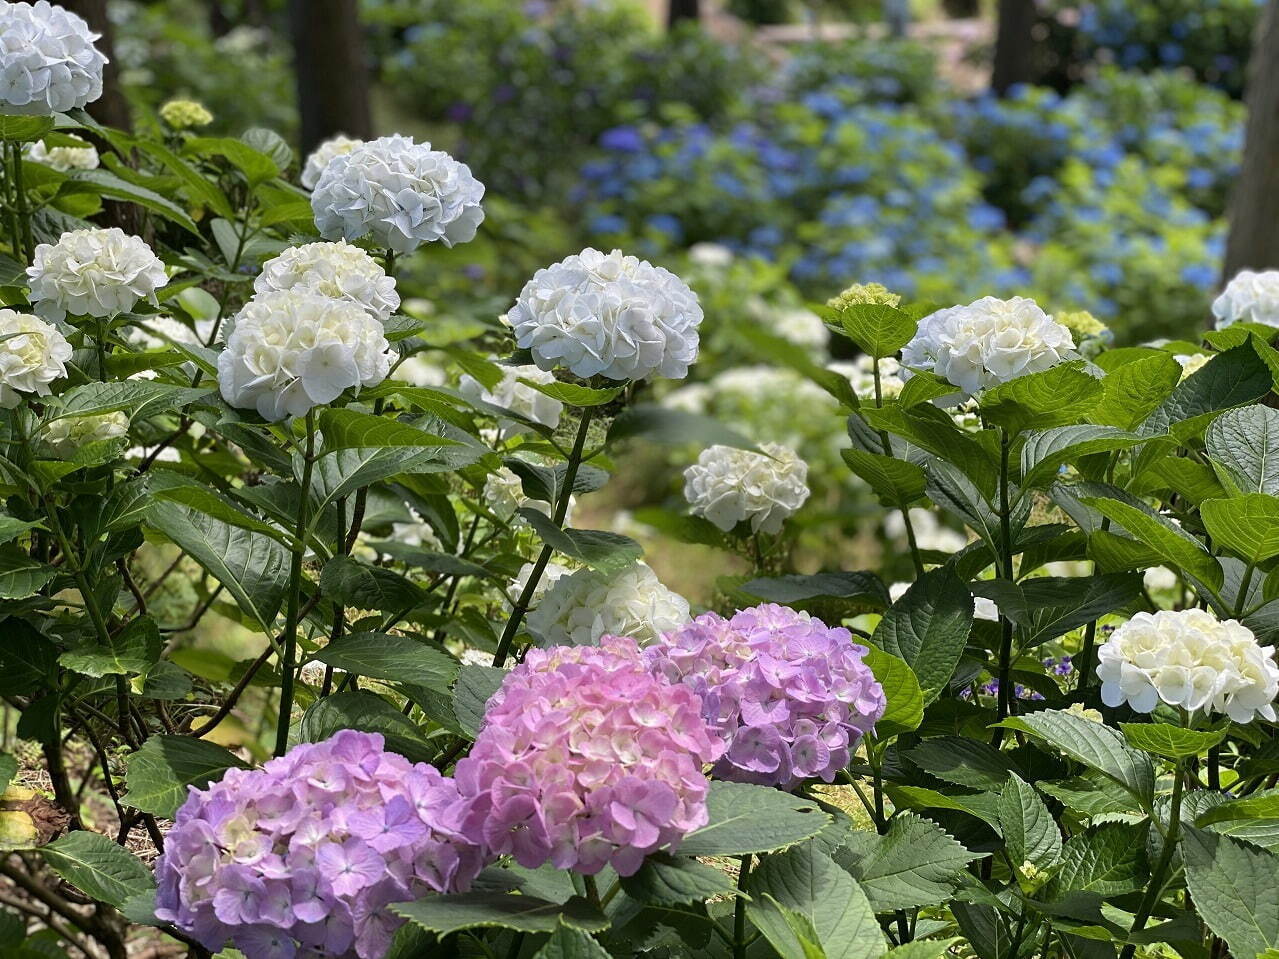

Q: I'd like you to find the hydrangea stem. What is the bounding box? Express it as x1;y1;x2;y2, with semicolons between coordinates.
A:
733;854;752;959
492;406;594;668
275;408;317;757
1118;762;1185;959
872;356;924;576
995;427;1016;735
8;141;33;262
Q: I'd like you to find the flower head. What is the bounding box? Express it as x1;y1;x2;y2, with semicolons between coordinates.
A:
217;290;393;421
507;560;572;607
528;561;689;648
508;248;703;382
27;228;167;321
683;443;810;534
1097;609;1279;722
0;309;71;408
301;134;363;190
159;99;213;130
41;411;127;457
482;465;566;524
900;296;1074;395
254;241;400;324
455;637;723;875
0;1;107;114
645;604;885;789
311;135;484;253
1213;270;1279;328
26;137;98;171
458;364;564;438
153;731;485;959
826;282;902;311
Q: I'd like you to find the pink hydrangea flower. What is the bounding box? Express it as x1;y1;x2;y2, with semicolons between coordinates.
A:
646;603;886;790
154;731;485;959
455;636;723;876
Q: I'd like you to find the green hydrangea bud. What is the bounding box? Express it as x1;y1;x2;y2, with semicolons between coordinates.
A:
159;99;214;130
1055;309;1107;339
826;282;902;311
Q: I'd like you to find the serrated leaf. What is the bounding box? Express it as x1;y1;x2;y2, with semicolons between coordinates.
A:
680;782;827;857
517;510;643;574
0;115;54;142
861;403;998;499
1142;341;1274;440
619;852;734;906
863;646;923;738
1196;793;1279;828
319;557;426;612
59;616;161;677
1091;353;1182;430
1182;827;1279;959
873;567;972;704
1046;821;1148;898
40;832;154;909
312;633;458;694
1206;405;1279;494
298;691;435;763
1082;496;1223;593
1201;494;1279;563
453;665;508;738
123;735;247;818
393;893;608;936
533;925;612;959
999;774;1062;869
518;379;623;407
906;737;1020;790
1019;425;1146;489
1121;722;1227;761
821;302;916;359
835;813;978;911
0;548;55;598
841;448;927;508
740;571;890;610
979;362;1103;435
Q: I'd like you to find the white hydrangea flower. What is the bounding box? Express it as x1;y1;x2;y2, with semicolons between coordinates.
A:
390;511;443;552
311;134;485;254
41;411;127;457
458;363;563;437
901;296;1075;395
0;309;71;407
124;315;211;351
482;465;570;524
683;442;810;534
772;307;829;350
885;508;968;555
1212;270;1279;328
1175;352;1211;379
830;355;906;400
687;242;733;268
254;241;399;323
396;352;447;388
508;247;703;382
216;290;394;421
1143;566;1179;592
1097;609;1279;722
506;560;572;607
0;1;106;114
300;133;363;190
528;561;690;647
26;137;98;172
27;228;167;321
661;382;712;414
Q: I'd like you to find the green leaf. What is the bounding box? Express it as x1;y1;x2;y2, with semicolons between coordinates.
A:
533;925;612;959
133;139;234;219
319;557;426;612
1082;496;1223;593
608;405;758;451
1046;821;1148;898
821;302;916;359
63;169;200;234
748;843;885;959
1122;722;1227;761
123;735;247;818
748;895;826;959
0;753;15;795
518;379;624;407
149;501;289;632
0;115;54;142
1202;495;1279;563
0;548;55;598
841;448;927;508
873;567;972;704
0;517;39;547
883;940;963;959
738;325;858;409
1090;353;1182;430
884;786;1003;830
517;510;643;574
995;709;1154;808
298;691;435;763
393;893;608;936
970;572;1141;649
317;408;463;451
860;404;997;499
862;646;923;738
187;135;280;185
1196;794;1279;828
979;362;1103;435
1019;425;1146;489
309;445;483;513
312;633;458;694
453;665;507;738
998;774;1062;870
59;616;161;677
739;571;890;612
906;737;1020;790
1182;827;1279;959
1142;341;1274;440
40;832;153;909
835;813;979;912
680;781;828;857
1206;405;1279;495
619;852;735;907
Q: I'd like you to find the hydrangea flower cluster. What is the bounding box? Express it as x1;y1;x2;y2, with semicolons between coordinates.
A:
458;363;564;438
527;561;689;647
0;309;72;408
311;135;485;253
508;247;703;382
482;465;567;524
645;604;886;789
301;134;363;191
254;241;400;324
900;296;1075;395
1096;609;1279;722
154;731;485;959
217;290;394;421
830;355;906;401
26;137;98;172
27;229;168;321
0;1;106;114
827;281;902;311
41;411;128;458
507;559;572;608
683;442;810;534
454;637;722;875
1212;269;1279;328
159;98;213;130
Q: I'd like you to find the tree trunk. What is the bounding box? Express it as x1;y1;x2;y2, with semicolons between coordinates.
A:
667;0;699;27
288;0;373;156
884;0;909;39
60;0;131;131
990;0;1037;96
1225;0;1279;278
941;0;980;17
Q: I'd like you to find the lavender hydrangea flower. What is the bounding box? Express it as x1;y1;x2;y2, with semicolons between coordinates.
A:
154;731;485;959
645;604;886;790
454;637;723;877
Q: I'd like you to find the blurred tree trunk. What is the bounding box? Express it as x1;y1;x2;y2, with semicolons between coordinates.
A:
1225;0;1279;277
990;0;1037;95
288;0;373;155
60;0;131;131
884;0;909;38
941;0;980;16
206;0;231;36
668;0;699;26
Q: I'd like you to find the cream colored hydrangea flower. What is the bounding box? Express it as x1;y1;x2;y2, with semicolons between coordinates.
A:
254;241;400;323
830;355;905;400
458;363;563;438
158;99;213;130
528;561;690;647
27;228;168;320
26;137;98;171
683;442;810;534
42;411;128;457
506;560;572;607
1175;352;1211;379
1097;609;1279;722
900;296;1075;396
482;465;569;525
0;309;71;407
300;133;363;190
1212;269;1279;328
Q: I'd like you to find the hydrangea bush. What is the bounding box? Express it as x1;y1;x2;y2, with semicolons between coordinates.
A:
3;6;1279;959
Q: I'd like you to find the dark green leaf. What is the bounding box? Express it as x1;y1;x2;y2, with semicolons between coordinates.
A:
124;735;247;818
873;567;972;704
393;893;608;936
40;833;153;909
619;853;734;907
680;782;828;857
